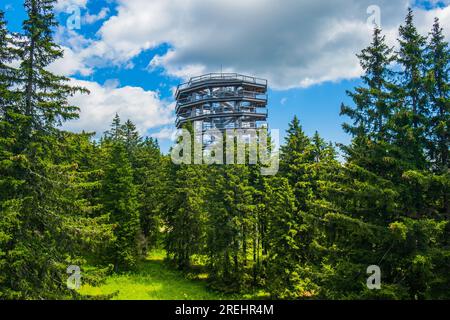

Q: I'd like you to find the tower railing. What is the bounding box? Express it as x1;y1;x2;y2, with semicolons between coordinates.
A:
175;73;268;131
176;109;268;127
176;73;267;94
176;91;267;112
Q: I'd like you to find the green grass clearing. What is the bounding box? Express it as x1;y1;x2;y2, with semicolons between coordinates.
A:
79;250;266;300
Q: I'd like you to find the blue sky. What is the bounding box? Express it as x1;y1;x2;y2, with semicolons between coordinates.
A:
3;0;449;153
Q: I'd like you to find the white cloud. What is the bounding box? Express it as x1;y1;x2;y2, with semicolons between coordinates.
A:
50;27;100;76
83;7;109;24
149;51;206;80
103;78;120;89
150;127;178;141
63;79;175;137
414;5;450;36
48;46;93;76
58;0;450;89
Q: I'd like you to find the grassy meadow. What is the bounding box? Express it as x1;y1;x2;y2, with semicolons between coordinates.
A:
79;250;268;300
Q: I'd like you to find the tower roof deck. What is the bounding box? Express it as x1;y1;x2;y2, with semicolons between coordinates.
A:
175;73;267;99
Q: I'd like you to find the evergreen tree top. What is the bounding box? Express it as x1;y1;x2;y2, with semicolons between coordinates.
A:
358;27;394;89
397;8;427;67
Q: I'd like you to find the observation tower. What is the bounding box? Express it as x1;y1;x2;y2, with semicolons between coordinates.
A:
175;73;268;132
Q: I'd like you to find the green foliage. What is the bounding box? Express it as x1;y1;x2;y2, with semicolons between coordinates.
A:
206;163;257;291
0;1;114;299
134;138;168;252
102;141;140;271
425;19;450;171
263;10;449;300
79;250;244;300
164;128;209;269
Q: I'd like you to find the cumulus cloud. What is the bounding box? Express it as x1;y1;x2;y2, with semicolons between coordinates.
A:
51;27;99;76
150;127;178;141
413;5;450;35
48;45;93;76
57;0;450;89
83;7;109;24
62;79;175;137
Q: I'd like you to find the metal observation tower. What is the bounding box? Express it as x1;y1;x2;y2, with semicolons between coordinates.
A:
175;73;268;132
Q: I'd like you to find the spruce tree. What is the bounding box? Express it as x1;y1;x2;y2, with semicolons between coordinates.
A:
264;176;306;298
314;11;450;299
0;1;113;298
164;123;208;270
280;115;310;177
0;10;17;112
279;116;311;210
424;18;450;217
134;137;168;252
17;0;87;136
103;113;124;142
425;17;449;172
123;119;142;154
218;163;255;289
342;27;394;140
340;27;396;176
102;141;140;271
165;162;208;269
0;9;21;203
394;8;428;170
0;13;22;295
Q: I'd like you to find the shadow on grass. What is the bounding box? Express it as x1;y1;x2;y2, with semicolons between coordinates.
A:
79;250;241;300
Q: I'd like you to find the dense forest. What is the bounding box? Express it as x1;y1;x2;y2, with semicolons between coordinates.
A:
0;1;449;300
